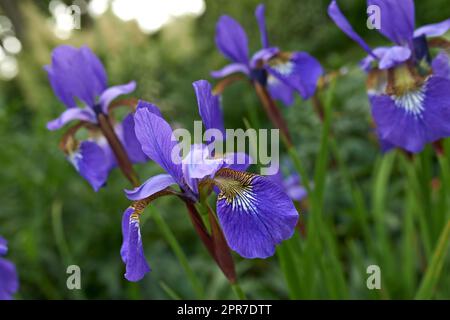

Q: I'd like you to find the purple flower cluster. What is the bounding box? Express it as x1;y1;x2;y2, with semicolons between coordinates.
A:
41;1;450;286
212;4;323;106
46;45;148;190
329;0;450;153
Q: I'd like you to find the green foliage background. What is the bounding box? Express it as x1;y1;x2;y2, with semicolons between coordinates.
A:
0;0;449;299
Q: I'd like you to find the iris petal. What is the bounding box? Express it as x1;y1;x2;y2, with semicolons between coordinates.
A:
214;169;298;259
69;141;110;191
134;106;184;185
266;52;323;100
193;80;225;136
367;0;415;45
215;15;249;64
121;207;151;282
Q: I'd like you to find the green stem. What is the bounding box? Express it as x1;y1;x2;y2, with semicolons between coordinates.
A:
231;282;247;300
415;220;450;299
149;205;204;299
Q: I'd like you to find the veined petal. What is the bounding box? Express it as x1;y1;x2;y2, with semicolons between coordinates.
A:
255;4;269;48
134;106;184;185
215;15;249;64
0;258;19;300
371;76;450;153
328;1;375;57
414;18;450;38
367;0;415;45
193;80;225;136
266;52;323;100
214;168;299;259
99;81;136;114
125;174;176;201
211;63;250;78
120;207;151;282
46;107;96;131
68;141;110;191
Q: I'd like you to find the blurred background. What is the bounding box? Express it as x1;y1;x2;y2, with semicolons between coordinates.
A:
0;0;449;299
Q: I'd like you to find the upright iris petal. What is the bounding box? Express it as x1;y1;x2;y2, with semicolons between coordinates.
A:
193;80;225;136
215;15;249;65
367;0;415;45
133;107;184;186
121;207;151;282
214;169;298;258
46;45;107;109
0;236;19;300
255;4;269;48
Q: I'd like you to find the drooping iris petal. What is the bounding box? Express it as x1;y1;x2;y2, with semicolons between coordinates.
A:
215;15;249;64
367;0;415;45
211;63;250;78
120;207;151;282
414;18;450;38
0;258;19;300
99;81;136;114
69;141;110;191
266;52;323;100
432;51;450;79
125;174;177;201
328;1;375;57
214;169;298;259
46;107;97;130
46;45;107;108
267;76;295;106
193;80;225;136
378;46;412;69
371;76;450;153
134;106;184;185
255;4;269;48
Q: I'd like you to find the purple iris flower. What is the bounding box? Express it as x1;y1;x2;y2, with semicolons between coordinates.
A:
212;4;323;106
270;170;307;202
0;236;19;300
46;45;148;190
328;0;450;153
120;80;299;281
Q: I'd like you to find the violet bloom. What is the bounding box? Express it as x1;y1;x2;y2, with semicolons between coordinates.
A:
120;80;298;281
46;45;148;190
270;170;307;202
212;4;323;106
0;236;19;300
328;0;450;153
